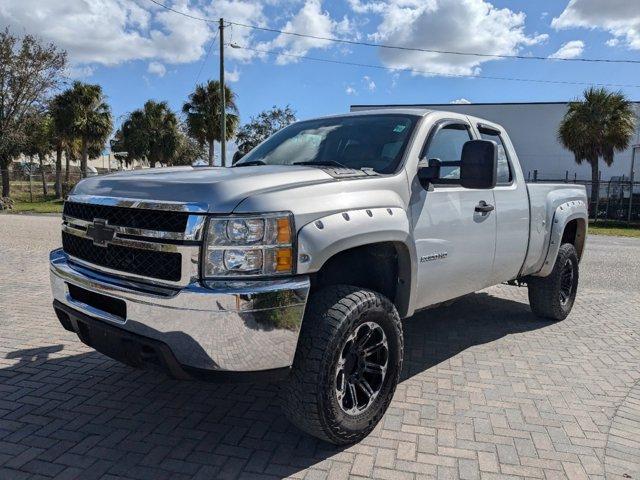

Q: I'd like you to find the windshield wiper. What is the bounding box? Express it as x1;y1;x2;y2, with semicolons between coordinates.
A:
294;160;351;169
234;160;266;167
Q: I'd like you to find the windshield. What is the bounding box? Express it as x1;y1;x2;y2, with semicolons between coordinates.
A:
235;114;419;174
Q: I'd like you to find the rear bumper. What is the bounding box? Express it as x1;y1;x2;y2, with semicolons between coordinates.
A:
50;249;310;377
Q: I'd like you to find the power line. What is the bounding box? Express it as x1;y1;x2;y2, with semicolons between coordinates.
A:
194;30;219;85
145;0;640;65
147;0;217;23
233;44;640;89
227;21;640;65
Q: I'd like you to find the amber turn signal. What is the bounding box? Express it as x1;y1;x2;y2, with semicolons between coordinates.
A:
277;217;292;244
275;247;293;272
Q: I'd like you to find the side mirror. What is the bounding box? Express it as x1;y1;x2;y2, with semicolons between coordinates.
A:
417;158;441;187
460;140;497;190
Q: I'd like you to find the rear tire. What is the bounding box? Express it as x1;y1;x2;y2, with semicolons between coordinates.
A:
281;285;403;445
528;243;579;321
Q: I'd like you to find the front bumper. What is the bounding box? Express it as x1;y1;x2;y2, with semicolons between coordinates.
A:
50;249;310;378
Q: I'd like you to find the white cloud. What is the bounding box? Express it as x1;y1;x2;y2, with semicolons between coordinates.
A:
549;40;585;59
0;0;211;66
257;0;353;65
66;65;95;79
203;0;267;62
450;98;471;104
363;75;376;92
347;0;387;14
0;0;265;67
366;0;547;77
345;85;357;95
147;61;167;77
391;72;400;88
0;0;554;83
552;0;640;50
335;16;359;39
225;67;241;82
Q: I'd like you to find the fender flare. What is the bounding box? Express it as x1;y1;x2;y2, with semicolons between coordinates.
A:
534;199;587;277
296;207;416;317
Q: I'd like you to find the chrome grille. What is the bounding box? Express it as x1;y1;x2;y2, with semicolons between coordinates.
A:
62;231;182;282
63;201;189;232
61;196;205;286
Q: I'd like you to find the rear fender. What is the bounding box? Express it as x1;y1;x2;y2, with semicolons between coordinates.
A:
534;200;587;277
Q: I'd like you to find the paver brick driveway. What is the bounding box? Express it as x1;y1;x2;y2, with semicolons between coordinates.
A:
1;214;639;480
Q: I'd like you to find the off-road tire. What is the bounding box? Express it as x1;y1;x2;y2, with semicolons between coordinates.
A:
281;285;403;445
528;243;579;321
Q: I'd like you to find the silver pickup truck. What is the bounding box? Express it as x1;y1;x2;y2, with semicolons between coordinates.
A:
50;109;588;444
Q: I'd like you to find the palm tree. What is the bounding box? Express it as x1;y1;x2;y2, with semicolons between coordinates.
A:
183;80;239;166
22;112;54;196
110;129;130;169
120;100;180;168
66;81;112;177
49;90;75;197
558;87;636;210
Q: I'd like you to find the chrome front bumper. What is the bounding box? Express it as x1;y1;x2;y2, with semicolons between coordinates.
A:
50;249;310;375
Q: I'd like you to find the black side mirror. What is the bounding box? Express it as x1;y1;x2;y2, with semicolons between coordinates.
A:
460;140;497;190
417;159;441;187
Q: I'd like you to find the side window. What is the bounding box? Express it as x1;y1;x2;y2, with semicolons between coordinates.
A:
479;128;512;184
424;124;472;181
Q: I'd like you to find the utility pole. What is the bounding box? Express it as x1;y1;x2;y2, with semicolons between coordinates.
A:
219;18;226;167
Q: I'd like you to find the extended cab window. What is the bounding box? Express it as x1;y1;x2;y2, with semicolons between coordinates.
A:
424;123;471;181
479;127;512;184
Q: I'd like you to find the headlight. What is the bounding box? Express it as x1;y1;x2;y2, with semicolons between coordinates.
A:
203;213;294;277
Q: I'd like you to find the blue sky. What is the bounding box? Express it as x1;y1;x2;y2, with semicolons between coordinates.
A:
2;0;640;129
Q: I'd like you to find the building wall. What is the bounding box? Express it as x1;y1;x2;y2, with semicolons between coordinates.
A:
12;153;146;172
351;102;640;181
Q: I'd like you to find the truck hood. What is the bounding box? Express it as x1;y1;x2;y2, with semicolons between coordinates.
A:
71;165;335;213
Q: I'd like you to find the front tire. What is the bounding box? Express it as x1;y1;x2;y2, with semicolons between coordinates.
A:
281;285;403;445
528;243;579;321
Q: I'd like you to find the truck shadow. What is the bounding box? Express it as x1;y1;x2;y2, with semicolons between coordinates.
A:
401;290;548;381
0;292;547;479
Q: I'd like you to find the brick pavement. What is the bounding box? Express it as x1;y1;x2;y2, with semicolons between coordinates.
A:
0;213;639;479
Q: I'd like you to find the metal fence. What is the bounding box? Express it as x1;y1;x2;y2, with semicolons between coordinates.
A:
3;167;639;225
2;168;105;202
527;173;640;224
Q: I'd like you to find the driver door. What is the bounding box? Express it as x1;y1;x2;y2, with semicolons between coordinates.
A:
410;119;497;309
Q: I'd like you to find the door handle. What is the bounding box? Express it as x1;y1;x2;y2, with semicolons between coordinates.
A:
475;201;495;213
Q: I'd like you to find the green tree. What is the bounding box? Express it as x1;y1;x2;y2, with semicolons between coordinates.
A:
66;81;112;178
183;80;239;166
22;112;54;196
109;130;129;169
119;100;180;168
49;90;75;197
171;124;206;166
64;139;81;185
60;137;102;189
559;87;636;209
0;28;66;197
233;105;296;163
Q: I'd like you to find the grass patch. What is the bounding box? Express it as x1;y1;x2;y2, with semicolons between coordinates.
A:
10;199;64;214
9;189;57;203
2;192;64;214
589;221;640;238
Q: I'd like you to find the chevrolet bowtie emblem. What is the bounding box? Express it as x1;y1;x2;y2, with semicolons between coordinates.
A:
86;218;116;247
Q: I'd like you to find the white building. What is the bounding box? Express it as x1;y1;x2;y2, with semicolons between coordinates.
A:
12;152;148;173
351;102;640;181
